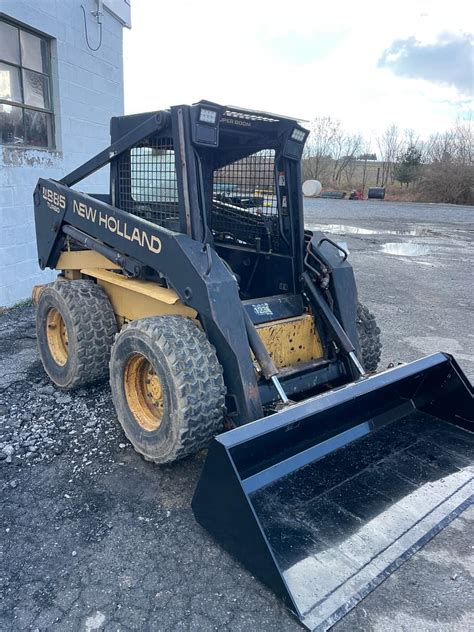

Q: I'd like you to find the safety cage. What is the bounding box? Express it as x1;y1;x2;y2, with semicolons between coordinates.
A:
107;102;307;267
116;140;292;256
211;149;287;251
117;136;180;231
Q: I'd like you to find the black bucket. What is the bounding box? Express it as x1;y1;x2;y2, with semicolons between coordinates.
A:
192;353;473;631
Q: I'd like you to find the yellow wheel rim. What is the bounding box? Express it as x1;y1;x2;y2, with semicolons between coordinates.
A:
124;354;164;431
46;307;69;366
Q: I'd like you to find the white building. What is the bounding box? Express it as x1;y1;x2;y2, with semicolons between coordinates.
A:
0;0;131;306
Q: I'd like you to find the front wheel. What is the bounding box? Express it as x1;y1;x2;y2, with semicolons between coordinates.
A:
356;302;382;372
109;316;226;464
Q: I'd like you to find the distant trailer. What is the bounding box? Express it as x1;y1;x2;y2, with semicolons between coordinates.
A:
368;187;386;200
320;190;346;199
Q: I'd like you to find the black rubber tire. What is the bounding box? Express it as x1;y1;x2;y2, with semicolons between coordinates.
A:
109;316;226;464
356;302;382;372
36;280;117;389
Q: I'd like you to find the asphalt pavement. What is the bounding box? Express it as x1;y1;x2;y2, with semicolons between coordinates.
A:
304;198;474;381
1;199;473;631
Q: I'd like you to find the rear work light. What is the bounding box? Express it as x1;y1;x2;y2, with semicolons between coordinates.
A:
199;108;218;124
291;128;306;142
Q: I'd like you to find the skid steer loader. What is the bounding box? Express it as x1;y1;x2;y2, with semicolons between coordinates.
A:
32;101;473;630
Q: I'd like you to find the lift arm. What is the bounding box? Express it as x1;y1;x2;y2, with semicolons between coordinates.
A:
33;178;263;424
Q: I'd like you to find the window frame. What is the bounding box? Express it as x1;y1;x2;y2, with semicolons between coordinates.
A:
0;17;55;149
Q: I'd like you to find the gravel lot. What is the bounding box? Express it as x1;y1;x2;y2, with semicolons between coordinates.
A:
1;199;473;631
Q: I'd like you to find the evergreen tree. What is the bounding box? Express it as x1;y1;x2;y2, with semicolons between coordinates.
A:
394;145;422;187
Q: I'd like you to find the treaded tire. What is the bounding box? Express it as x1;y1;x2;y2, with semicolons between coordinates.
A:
36;280;117;389
109;316;226;464
357;302;382;372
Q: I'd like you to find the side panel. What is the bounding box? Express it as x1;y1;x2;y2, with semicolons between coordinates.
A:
56;250;120;270
255;315;323;370
81;268;197;321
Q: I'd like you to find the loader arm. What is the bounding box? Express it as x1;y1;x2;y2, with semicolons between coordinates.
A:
34;178;263;423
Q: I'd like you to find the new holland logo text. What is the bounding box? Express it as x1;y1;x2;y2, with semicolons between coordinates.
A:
73;200;162;254
42;186;66;213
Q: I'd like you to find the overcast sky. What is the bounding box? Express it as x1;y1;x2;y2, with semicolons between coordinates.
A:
123;0;473;139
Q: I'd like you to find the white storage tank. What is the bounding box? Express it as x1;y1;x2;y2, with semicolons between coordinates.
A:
302;179;322;197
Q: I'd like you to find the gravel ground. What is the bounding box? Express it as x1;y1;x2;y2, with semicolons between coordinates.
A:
0;199;473;631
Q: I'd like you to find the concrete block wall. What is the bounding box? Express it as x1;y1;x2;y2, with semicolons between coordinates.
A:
0;0;128;306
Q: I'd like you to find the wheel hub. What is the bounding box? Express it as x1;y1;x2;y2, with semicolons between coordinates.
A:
46;307;69;366
124;354;164;431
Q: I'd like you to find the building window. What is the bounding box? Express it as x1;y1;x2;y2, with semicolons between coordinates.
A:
0;19;54;148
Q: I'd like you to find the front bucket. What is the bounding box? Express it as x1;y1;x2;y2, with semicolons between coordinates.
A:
192;353;473;631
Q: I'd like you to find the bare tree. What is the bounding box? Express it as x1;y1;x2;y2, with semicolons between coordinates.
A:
403;128;420;150
301;115;472;204
418;121;473;204
333;134;363;184
302;117;363;187
376;124;401;185
358;137;373;194
302;116;341;183
329;122;345;181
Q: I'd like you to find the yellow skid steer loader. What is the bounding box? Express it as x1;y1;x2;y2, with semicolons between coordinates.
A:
33;101;473;630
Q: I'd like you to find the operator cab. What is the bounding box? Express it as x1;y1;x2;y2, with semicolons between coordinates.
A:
110;102;308;301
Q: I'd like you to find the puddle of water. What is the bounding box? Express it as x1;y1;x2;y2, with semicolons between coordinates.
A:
381;242;431;256
308;223;378;235
307;223;433;237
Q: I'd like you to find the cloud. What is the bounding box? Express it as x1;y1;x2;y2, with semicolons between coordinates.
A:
378;32;474;94
124;2;473;136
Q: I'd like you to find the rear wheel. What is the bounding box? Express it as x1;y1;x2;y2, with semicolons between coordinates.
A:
109;316;226;464
357;302;382;372
36;280;117;389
